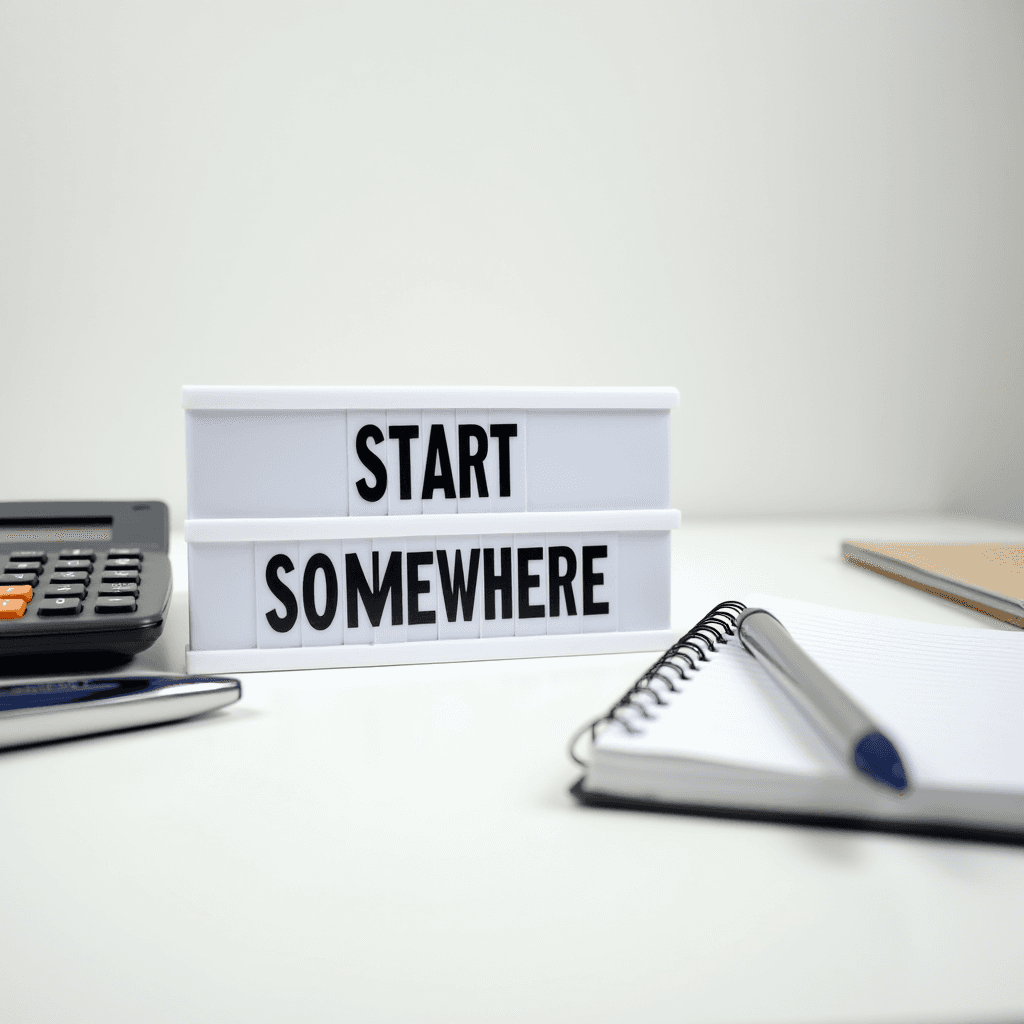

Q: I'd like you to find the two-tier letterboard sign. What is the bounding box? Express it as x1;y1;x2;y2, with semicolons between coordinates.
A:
183;386;680;673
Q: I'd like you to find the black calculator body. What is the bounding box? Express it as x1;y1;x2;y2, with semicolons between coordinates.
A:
0;501;172;659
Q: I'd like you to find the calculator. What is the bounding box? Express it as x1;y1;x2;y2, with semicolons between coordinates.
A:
0;501;172;659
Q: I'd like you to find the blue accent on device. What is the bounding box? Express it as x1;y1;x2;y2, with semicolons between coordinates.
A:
855;732;908;792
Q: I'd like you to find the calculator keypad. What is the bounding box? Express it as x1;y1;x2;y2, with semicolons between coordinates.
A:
108;548;142;560
105;558;141;570
98;582;139;597
0;572;40;585
54;559;92;572
101;570;140;584
5;561;43;573
51;571;91;584
0;548;149;621
0;598;27;619
95;596;137;613
38;597;82;616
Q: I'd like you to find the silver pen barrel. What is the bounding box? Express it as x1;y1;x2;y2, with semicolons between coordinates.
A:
0;676;240;750
736;608;874;763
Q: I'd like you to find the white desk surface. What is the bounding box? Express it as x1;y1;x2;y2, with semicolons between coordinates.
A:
3;516;1024;1024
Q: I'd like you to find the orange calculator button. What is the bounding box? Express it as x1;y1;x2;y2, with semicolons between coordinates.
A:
1;585;33;603
0;598;27;619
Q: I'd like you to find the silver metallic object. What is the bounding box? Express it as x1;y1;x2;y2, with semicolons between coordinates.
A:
0;674;241;750
736;608;909;792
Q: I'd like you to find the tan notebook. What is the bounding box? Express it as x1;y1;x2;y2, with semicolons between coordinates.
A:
842;540;1024;628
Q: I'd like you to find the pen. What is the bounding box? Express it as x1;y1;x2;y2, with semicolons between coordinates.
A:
0;674;241;750
736;608;909;793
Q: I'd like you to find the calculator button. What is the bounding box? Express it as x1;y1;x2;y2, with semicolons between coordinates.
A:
101;570;140;583
0;598;27;619
4;562;42;573
104;558;141;571
1;585;34;602
54;559;93;572
94;596;137;613
50;571;90;583
0;573;39;585
38;597;82;616
44;583;86;599
98;582;139;597
59;549;95;560
108;548;142;560
11;550;47;562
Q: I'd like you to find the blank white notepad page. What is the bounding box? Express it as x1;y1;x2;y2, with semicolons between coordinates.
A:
596;595;1024;793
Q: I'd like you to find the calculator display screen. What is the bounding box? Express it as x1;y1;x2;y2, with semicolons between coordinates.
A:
0;518;114;543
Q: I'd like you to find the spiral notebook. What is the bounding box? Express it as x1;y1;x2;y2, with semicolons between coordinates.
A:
571;595;1024;842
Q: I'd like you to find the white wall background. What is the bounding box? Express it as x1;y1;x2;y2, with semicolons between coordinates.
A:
2;2;1022;527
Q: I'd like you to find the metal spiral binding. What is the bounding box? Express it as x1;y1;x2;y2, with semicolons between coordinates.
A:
568;600;747;767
